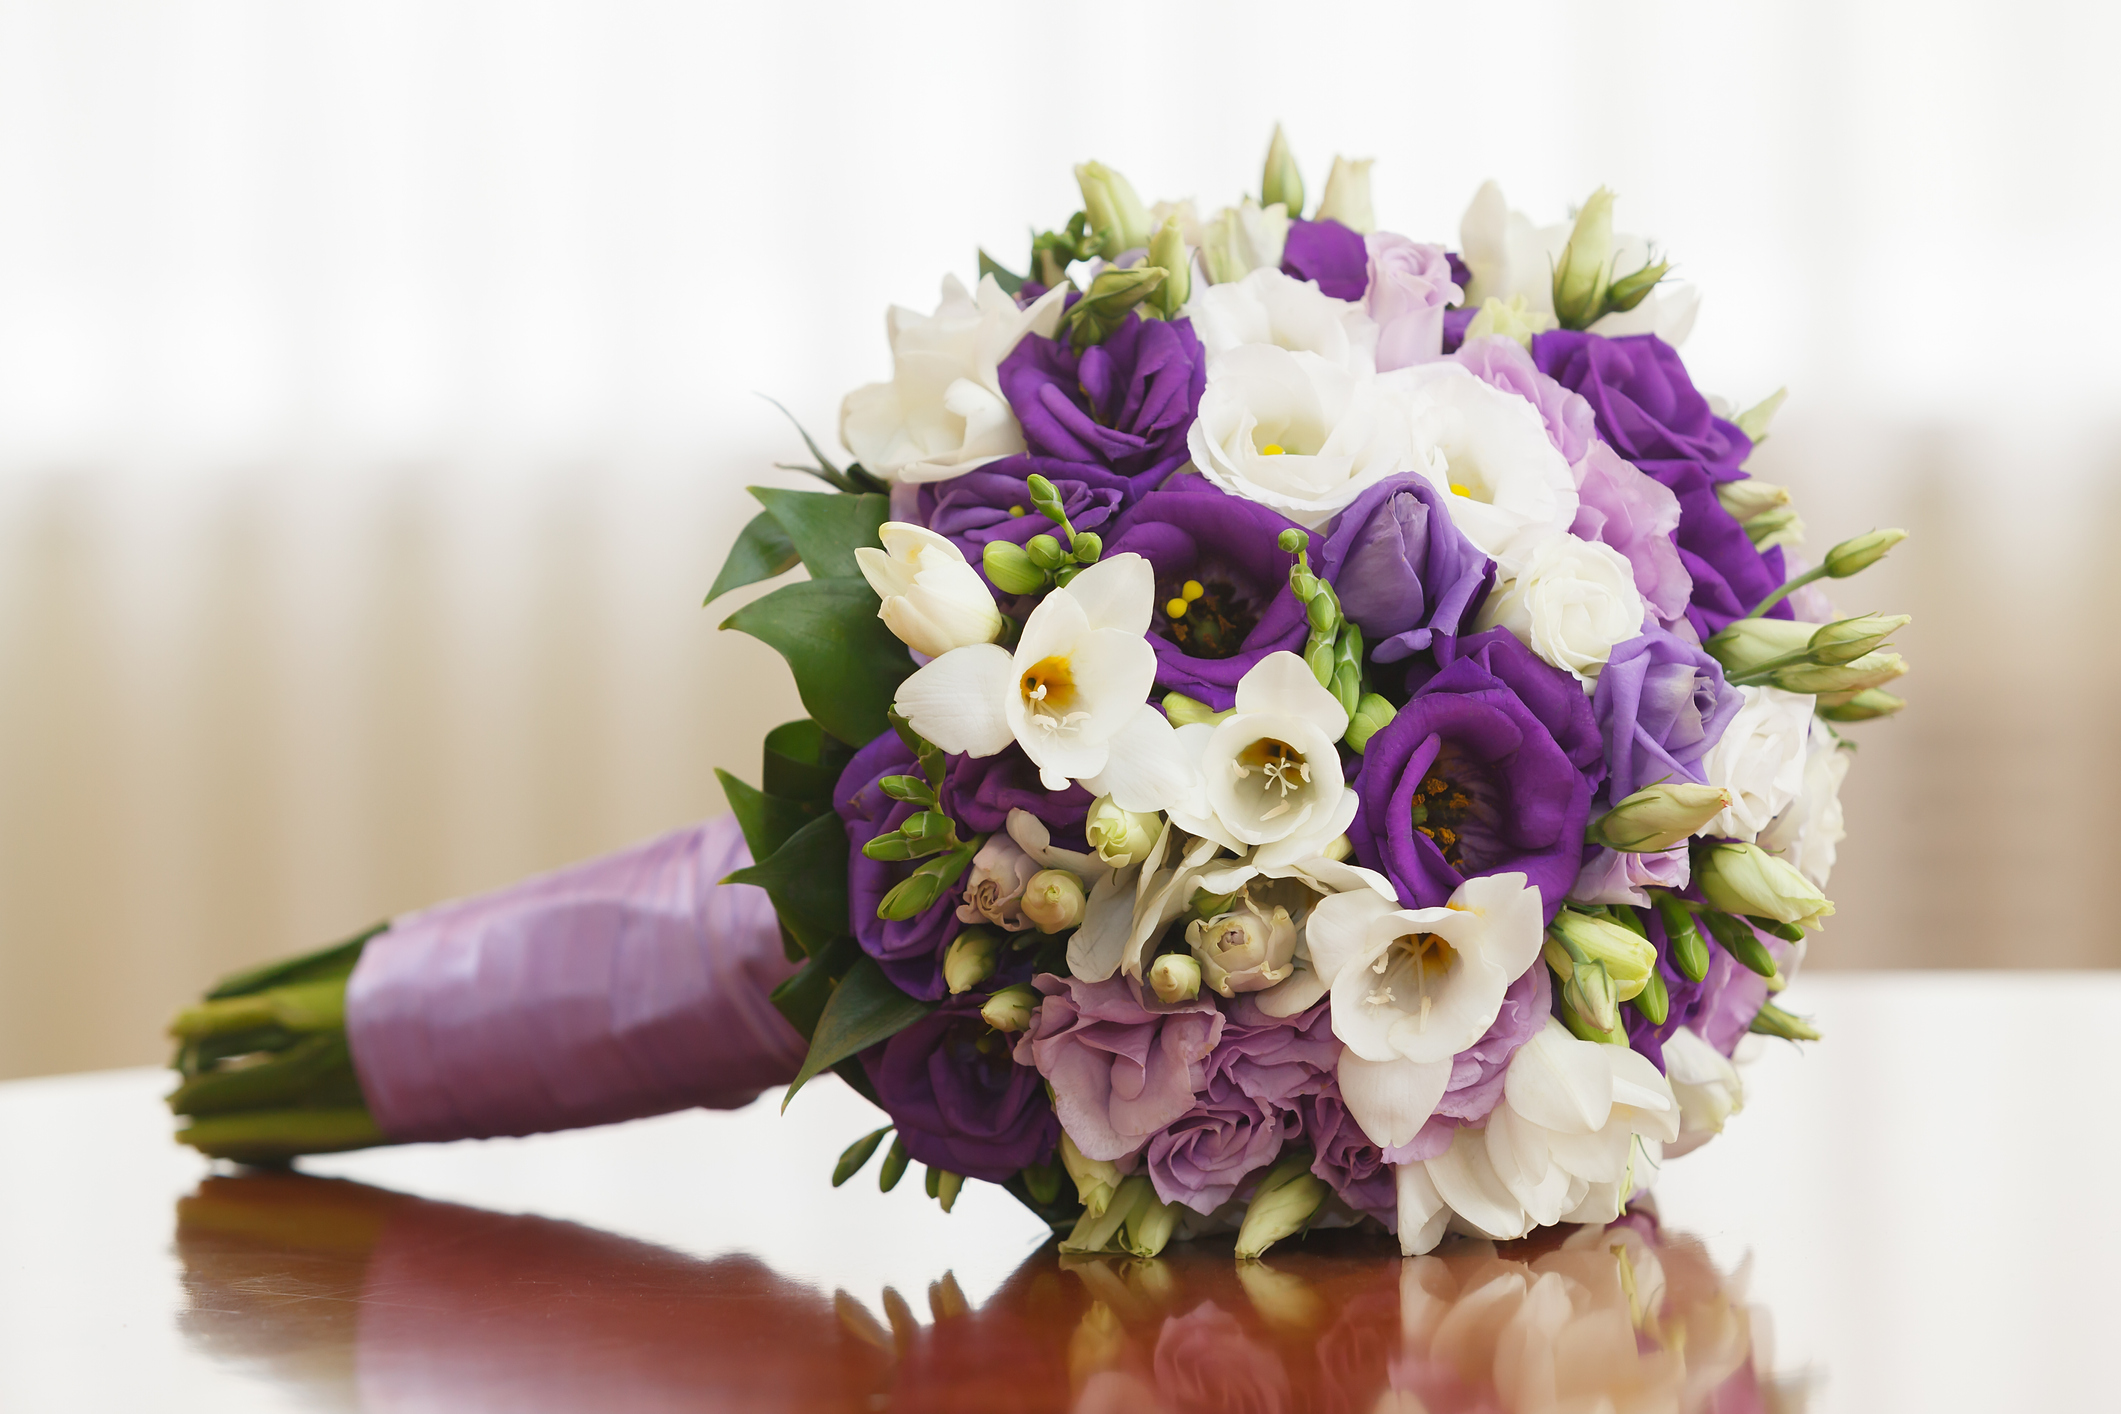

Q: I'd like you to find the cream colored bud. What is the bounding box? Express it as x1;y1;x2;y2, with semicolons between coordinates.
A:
1147;213;1191;319
1148;952;1202;1004
1808;613;1910;665
1085;795;1160;867
1771;651;1907;695
1314;155;1375;232
942;929;1001;995
1462;294;1556;349
1020;869;1087;934
979;983;1037;1033
1060;1132;1120;1219
1715;478;1790;523
1823;527;1906;577
1260;122;1304;217
1704;616;1816;676
855;523;1003;658
1590;782;1730;852
1697;841;1834;930
1234;1157;1328;1260
1552;188;1617;329
1073;160;1152;258
1185;898;1297;996
1546;909;1659;1002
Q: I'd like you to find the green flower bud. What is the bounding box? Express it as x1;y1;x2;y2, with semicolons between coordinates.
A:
1062;1174;1152;1254
1313;155;1375;232
1715;478;1791;523
1632;965;1670;1025
1547;908;1659;1001
1732;388;1789;446
861;833;919;863
1604;256;1670;313
1742;503;1805;550
1816;688;1906;722
1148;952;1203;1004
1823;527;1907;577
1552;188;1617;330
1700;909;1780;978
1697;841;1834;930
1305;593;1339;634
983;540;1048;596
1807;614;1910;665
1305;637;1336;686
1021;868;1087;934
877;844;977;921
1161;691;1234;728
1073;160;1153;259
1122;1193;1180;1258
1025;472;1067;521
1260;122;1304;217
1276;527;1311;555
1654;894;1711;982
1070;531;1102;563
1147;213;1191;319
1025;534;1068;570
1588;781;1731;852
1234;1152;1327;1260
942;928;1001;994
980;983;1038;1033
1749;1000;1822;1042
1060;1132;1120;1220
1086;795;1161;866
934;1168;964;1212
1330;660;1360;719
1064;265;1166;347
878;1133;911;1192
1771;651;1907;695
1463;294;1556;348
832;1125;892;1187
1704;616;1816;676
1554;955;1621;1032
1345;693;1398;753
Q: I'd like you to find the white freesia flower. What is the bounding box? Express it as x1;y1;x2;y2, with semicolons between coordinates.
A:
1305;871;1547;1151
1199;198;1292;285
1661;1026;1744;1159
1700;685;1815;842
1398;362;1579;564
1414;1018;1679;1247
892;553;1195;809
1167;652;1356;866
1756;715;1852;889
1186;345;1418;529
839;274;1068;484
1186;267;1378;375
855;522;1003;657
1458;180;1700;347
1477;532;1648;685
1068;816;1227;984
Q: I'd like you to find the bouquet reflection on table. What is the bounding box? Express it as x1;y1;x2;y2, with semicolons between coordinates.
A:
175;1174;1801;1412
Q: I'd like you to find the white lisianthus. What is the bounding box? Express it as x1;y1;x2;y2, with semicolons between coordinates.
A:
1458;180;1700;347
1185;267;1378;375
1305;871;1547;1150
1477;532;1648;686
1398;362;1579;564
892;554;1196;809
839;274;1068;484
1699;685;1815;842
1186;345;1418;529
1167;652;1357;866
1200;198;1292;285
854;522;1003;657
1756;715;1852;889
1413;1019;1679;1248
1661;1026;1744;1159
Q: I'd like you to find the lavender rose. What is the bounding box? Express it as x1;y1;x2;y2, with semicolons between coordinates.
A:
1572;440;1691;624
1453;334;1596;463
1319;473;1494;665
1012;973;1223;1162
1594;625;1743;805
997;312;1205;495
1144;1072;1291;1213
1279;217;1370;301
865;994;1059;1183
1366;233;1461;370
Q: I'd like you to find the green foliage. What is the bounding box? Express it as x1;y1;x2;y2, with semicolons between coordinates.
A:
833;1125;894;1187
716;768;816;866
978;248;1025;295
722;811;851;959
704;511;800;605
747;487;889;582
203;925;382;1001
781;956;937;1109
762;719;854;807
722;578;913;747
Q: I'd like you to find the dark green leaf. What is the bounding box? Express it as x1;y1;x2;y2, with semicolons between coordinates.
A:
716;768;816;866
749;487;889;581
204;924;384;1001
758;394;860;493
978;248;1025;296
723;811;850;958
705;511;801;605
782;956;935;1108
723;578;911;747
833;1125;893;1187
770;934;862;1039
762;719;854;807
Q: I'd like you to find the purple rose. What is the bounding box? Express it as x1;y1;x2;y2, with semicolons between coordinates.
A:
1572;440;1692;624
1533;331;1792;638
946;744;1092;842
1594;625;1743;805
1211;996;1340;1106
1105;489;1312;710
1366;233;1462;371
1304;1089;1396;1228
1280;218;1369;301
997;313;1205;495
1013;973;1223;1162
865;993;1059;1183
1353;630;1603;919
1319;473;1494;665
1453;335;1595;463
915;458;1131;587
1145;1071;1292;1214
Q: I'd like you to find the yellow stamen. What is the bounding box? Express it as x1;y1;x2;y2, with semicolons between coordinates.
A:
1449;483;1471;497
1260;443;1286;456
1009;504;1026;517
1181;580;1204;601
1020;656;1078;712
1165;598;1189;618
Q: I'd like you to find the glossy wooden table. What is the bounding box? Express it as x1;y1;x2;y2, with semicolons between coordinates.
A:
2;974;2114;1412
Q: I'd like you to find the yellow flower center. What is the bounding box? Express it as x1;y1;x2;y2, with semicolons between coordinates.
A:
1260;443;1286;456
1019;656;1078;713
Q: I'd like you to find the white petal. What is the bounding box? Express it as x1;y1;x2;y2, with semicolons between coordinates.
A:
1083;704;1202;814
1066;867;1138;982
1607;1045;1679;1119
1234;650;1350;739
1058;553;1154;637
893;644;1014;756
1012;585;1091;669
1501;1020;1617;1136
1425;1124;1531;1241
1249;789;1360;871
1337;1051;1452;1150
1395;1163;1452;1256
877;521;964;562
854;544;915;598
1303;889;1395;985
1254;967;1329;1018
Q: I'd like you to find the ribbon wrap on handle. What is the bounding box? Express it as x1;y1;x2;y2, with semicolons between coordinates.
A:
345;814;807;1143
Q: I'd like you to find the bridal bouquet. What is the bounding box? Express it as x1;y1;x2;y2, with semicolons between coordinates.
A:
169;128;1908;1260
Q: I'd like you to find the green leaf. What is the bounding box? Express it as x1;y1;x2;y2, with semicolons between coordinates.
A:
978;248;1025;296
758;394;863;493
705;511;801;606
782;956;935;1108
723;811;850;958
770;934;862;1039
204;924;384;1001
723;578;911;747
715;768;816;866
762;719;854;808
749;487;889;581
833;1125;894;1187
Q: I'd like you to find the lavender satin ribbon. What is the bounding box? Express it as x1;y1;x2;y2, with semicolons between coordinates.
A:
345;814;808;1143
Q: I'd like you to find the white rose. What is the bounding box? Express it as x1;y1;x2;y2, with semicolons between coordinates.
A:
1458;180;1699;347
1661;1026;1745;1159
1186;344;1418;528
1477;532;1647;685
1398;362;1579;564
1186;266;1378;375
854;522;1002;658
1699;685;1814;842
1755;715;1852;888
838;274;1067;484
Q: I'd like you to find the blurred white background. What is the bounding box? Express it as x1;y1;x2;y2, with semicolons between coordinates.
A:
2;0;2116;1079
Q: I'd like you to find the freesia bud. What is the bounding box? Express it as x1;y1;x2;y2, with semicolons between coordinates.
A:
1816;688;1906;722
1149;953;1202;1004
1147;213;1191;319
1696;841;1834;930
1060;1132;1120;1219
1025;534;1067;570
942;928;1001;994
1771;651;1907;695
1546;909;1659;1002
1185;898;1297;996
981;539;1047;596
1704;616;1816;676
1200;198;1291;284
1699;909;1780;978
1654;894;1711;982
1632;965;1670;1025
1808;614;1910;665
1073;160;1153;259
1462;295;1555;348
1345;693;1398;753
1715;478;1791;523
1604;256;1670;313
1742;503;1805;550
1065;265;1167;347
1823;528;1906;577
1552;188;1617;330
1749;1000;1822;1042
1589;782;1731;852
1314;155;1375;232
1086;795;1160;867
1733;388;1789;446
855;523;1004;658
1260;122;1304;217
1070;531;1102;563
979;983;1037;1033
1161;691;1233;728
1021;869;1087;933
1234;1154;1328;1260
